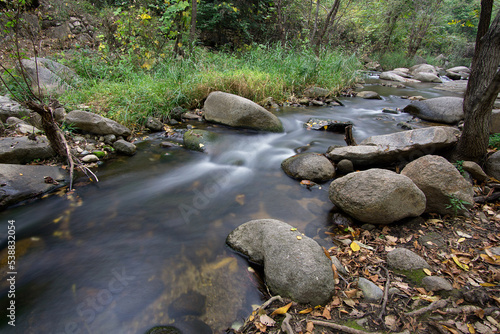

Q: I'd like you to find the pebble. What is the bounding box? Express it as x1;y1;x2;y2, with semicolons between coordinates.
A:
387;248;431;270
422;276;453;291
82;154;99;163
357;277;383;302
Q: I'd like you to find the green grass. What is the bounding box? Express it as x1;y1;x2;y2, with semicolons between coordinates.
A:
57;45;362;128
369;51;416;71
489;133;500;149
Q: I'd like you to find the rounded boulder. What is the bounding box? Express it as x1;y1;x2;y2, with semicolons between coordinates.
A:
281;153;335;182
328;169;426;224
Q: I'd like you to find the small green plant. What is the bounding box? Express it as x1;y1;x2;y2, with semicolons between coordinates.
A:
445;195;470;217
489;133;500;149
61;122;77;134
453;160;467;178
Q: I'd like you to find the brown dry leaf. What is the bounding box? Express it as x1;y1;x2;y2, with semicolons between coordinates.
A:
427;218;443;224
385;314;398;331
300;180;314;186
260;314;275;326
306;321;314;333
423;268;433;276
235;194;245;205
442;325;460;334
382;226;391;234
330;296;342;307
311;310;322;317
255;321;267;332
416;287;428;295
343;298;357;307
369;274;379;283
299;307;313;314
270;302;292;316
322;307;332;320
386;235;398;244
323;246;332;260
344;289;358;298
480;254;500;265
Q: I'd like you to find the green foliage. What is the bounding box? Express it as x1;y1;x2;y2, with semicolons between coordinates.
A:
58;45;361;127
445;195;470;217
453;160;467;178
489;134;500;150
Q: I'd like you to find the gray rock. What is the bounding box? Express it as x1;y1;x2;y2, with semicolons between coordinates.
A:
20;58;79;96
379;71;420;83
304;86;330;98
183;129;220;153
336;159;354;174
53;107;67;122
387;248;431;270
0;163;67;208
357;91;382;99
226;219;335;305
14;123;42;135
434;80;468;93
421;276;453;291
203;91;283;132
485;151;500;180
145;117;164;132
462;161;488;183
403;97;464;124
65;110;131;137
401;155;474;215
281;153;335;182
411;64;438;76
490;109;500;134
81;154;99;163
6;116;27;126
113;139;137;156
0;95;31;122
0;136;55;164
358;277;383;302
413;72;443;83
328;169;426;224
103;134;117;145
326;127;460;168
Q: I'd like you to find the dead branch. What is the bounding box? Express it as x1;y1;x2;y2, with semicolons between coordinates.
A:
281;313;294;334
378;266;390;321
311;319;383;334
405;298;449;317
344;125;357;146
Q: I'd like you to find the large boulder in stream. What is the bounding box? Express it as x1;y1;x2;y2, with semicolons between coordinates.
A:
379;71;419;83
226;219;335;305
65;110;131;137
325;126;460;168
401;155;474;215
203;91;284;132
0;164;68;208
329;168;426;224
413;72;442;83
403;97;464;124
281;152;335;182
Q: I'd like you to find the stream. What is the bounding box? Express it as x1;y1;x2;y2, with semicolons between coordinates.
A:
0;80;461;334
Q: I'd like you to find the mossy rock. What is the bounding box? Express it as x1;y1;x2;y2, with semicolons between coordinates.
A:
183;129;220;152
93;150;106;158
395;268;427;285
145;326;182;334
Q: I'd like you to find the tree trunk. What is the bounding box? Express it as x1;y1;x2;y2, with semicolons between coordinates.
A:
276;0;286;45
314;0;341;54
456;6;500;163
311;0;321;47
25;101;68;158
189;0;197;44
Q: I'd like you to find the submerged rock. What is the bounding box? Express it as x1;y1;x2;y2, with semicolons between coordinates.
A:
329;169;426;224
304;118;353;133
183;129;220;152
326;126;460;168
357;91;382;99
403;97;464;124
413;72;442;83
401;155;474;215
113;139;137;156
226;219;335;305
203;91;283;132
281;153;335;182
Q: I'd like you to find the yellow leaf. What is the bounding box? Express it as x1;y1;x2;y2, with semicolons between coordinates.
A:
271;302;292;316
452;255;469;271
299;308;313;314
296;236;302;240
442;324;460;334
480;282;496;287
199;143;204;148
290;227;297;231
467;323;475;334
423;268;432;276
457;237;466;243
350;241;360;252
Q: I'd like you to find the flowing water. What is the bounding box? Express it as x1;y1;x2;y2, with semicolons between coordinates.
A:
0;81;460;334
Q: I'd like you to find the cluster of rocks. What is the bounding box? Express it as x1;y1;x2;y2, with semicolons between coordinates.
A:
378;64;444;83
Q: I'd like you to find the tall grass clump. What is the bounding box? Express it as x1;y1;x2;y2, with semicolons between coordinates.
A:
58;45;362;128
370;51;415;71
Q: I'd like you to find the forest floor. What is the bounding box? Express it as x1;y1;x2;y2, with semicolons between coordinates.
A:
231;186;500;334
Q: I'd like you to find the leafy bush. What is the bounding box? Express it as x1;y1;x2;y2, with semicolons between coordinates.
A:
489;133;500;149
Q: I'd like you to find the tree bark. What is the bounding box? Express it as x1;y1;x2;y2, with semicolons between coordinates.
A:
314;0;341;54
456;6;500;163
189;0;197;44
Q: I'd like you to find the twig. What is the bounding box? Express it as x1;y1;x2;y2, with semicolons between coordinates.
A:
311;320;383;334
378;266;390;321
260;295;284;310
405;298;449;317
281;313;294;334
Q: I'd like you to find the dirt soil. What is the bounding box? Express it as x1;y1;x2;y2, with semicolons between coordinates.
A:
229;184;500;334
